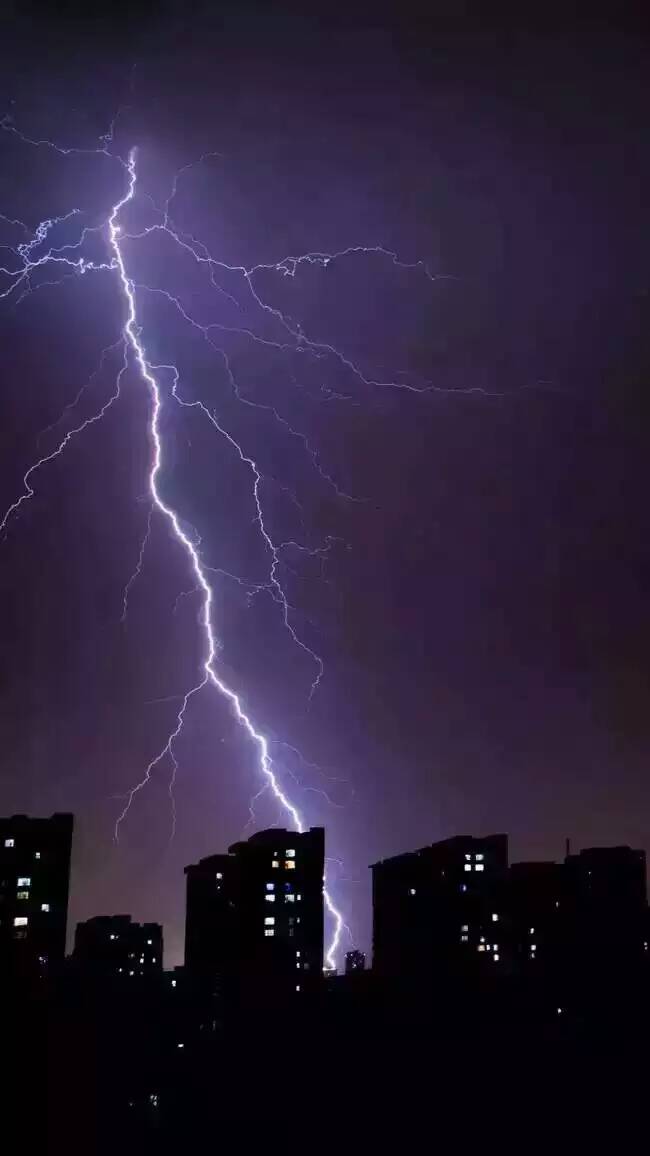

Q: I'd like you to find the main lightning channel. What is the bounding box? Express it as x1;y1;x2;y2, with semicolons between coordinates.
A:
109;149;343;970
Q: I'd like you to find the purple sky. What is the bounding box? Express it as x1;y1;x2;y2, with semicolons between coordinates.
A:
0;3;648;966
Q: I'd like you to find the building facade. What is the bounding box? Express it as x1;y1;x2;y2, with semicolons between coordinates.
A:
74;915;163;981
0;812;73;981
185;826;325;1007
371;834;509;979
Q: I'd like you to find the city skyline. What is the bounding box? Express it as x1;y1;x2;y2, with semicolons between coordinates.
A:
1;4;649;968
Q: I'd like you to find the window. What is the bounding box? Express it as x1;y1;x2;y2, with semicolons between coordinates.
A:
295;985;301;992
264;929;274;937
171;979;177;988
17;890;29;900
265;894;275;903
465;853;472;861
296;950;301;957
475;863;485;872
475;853;484;862
493;954;500;962
14;916;28;926
479;936;485;943
264;916;275;925
129;971;135;976
461;924;469;932
272;860;279;868
35;851;40;859
147;939;153;945
17;877;31;887
285;849;296;858
464;863;472;872
266;883;275;892
285;860;296;870
216;872;223;880
530;944;537;952
152;957;156;964
41;903;50;912
4;838;14;848
285;894;295;903
492;913;499;923
477;944;485;952
529;927;535;934
460;935;469;943
460;884;467;893
296;962;301;969
408;888;416;896
296;894;302;902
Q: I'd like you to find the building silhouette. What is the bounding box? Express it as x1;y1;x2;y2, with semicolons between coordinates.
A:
73;915;163;981
0;812;73;982
345;950;366;974
185;826;324;1009
371;834;509;980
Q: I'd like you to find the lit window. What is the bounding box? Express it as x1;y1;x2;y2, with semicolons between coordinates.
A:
264;929;274;937
13;916;28;927
460;935;469;942
285;861;296;870
556;1007;563;1015
295;985;301;992
475;863;485;872
265;894;275;903
475;853;484;861
4;838;14;848
177;1043;184;1049
493;954;500;962
486;944;492;951
464;863;472;872
264;916;275;925
529;927;535;934
460;884;467;892
285;894;295;903
118;968;123;973
296;950;301;957
35;851;40;859
171;979;177;988
286;849;296;858
17;890;29;899
297;894;302;901
129;970;134;976
530;944;537;951
17;877;31;887
408;888;416;896
493;943;499;951
41;903;50;912
216;872;223;880
477;944;485;952
465;853;472;861
296;962;301;969
147;939;153;945
272;860;279;868
480;936;485;943
110;934;117;940
492;913;499;923
555;901;560;909
461;924;469;932
266;883;275;892
152;957;156;964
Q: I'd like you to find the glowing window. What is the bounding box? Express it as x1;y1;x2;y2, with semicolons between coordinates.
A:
480;936;485;943
264;929;274;937
265;894;275;903
264;916;275;925
529;927;535;934
152;957;156;964
295;985;301;992
216;872;223;880
475;853;484;861
13;916;28;927
464;863;472;872
556;1007;563;1015
493;954;500;962
286;849;296;858
285;894;295;903
177;1043;184;1049
296;950;301;957
17;877;31;887
35;851;40;859
297;894;302;901
460;935;469;942
272;860;279;868
475;863;485;872
129;971;135;976
465;853;472;861
110;934;118;940
461;884;467;892
296;962;301;969
408;888;416;896
147;939;153;945
492;913;499;923
41;903;50;912
530;944;537;951
461;924;469;932
266;883;275;892
118;968;123;973
477;944;485;952
171;979;177;988
285;861;296;870
4;838;14;848
17;890;29;900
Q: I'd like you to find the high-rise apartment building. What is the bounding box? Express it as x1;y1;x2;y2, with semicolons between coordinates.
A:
185;827;324;1006
0;812;73;981
73;915;163;981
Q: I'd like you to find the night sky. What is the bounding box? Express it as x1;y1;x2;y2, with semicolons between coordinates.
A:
0;2;648;966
